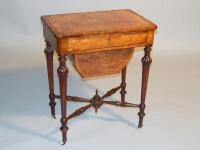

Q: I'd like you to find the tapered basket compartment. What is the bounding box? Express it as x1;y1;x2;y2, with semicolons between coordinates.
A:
72;49;134;78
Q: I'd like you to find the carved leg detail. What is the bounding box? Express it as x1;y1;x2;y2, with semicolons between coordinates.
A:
57;54;68;145
120;66;127;106
138;46;152;128
44;41;56;118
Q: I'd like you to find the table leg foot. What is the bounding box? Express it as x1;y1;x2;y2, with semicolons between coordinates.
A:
60;118;68;145
138;104;145;128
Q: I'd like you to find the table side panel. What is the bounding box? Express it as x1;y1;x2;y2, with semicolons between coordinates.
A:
62;31;155;54
110;33;147;47
68;35;110;51
43;22;155;54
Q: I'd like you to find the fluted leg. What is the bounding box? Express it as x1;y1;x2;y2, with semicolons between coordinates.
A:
120;66;127;106
57;54;68;145
44;41;56;118
138;46;152;128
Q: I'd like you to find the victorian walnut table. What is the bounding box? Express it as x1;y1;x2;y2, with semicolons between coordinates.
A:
41;9;157;144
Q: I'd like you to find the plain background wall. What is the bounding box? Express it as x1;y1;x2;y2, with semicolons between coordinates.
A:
0;0;200;50
0;1;200;150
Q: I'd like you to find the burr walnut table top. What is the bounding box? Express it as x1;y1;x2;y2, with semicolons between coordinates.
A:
41;9;157;54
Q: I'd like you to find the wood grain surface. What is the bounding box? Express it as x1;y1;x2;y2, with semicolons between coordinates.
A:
41;9;157;38
41;9;157;54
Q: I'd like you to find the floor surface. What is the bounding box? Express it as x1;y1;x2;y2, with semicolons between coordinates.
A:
0;37;200;150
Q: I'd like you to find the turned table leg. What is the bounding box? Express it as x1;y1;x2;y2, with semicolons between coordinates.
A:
138;46;152;128
120;66;127;106
57;54;68;144
44;41;56;118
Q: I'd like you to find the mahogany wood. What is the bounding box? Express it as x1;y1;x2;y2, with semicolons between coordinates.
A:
54;92;140;120
102;85;121;99
103;101;139;107
91;90;103;113
138;46;152;128
120;66;127;105
54;87;140;118
67;104;93;120
55;95;91;103
57;55;68;145
44;40;56;118
67;96;91;103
